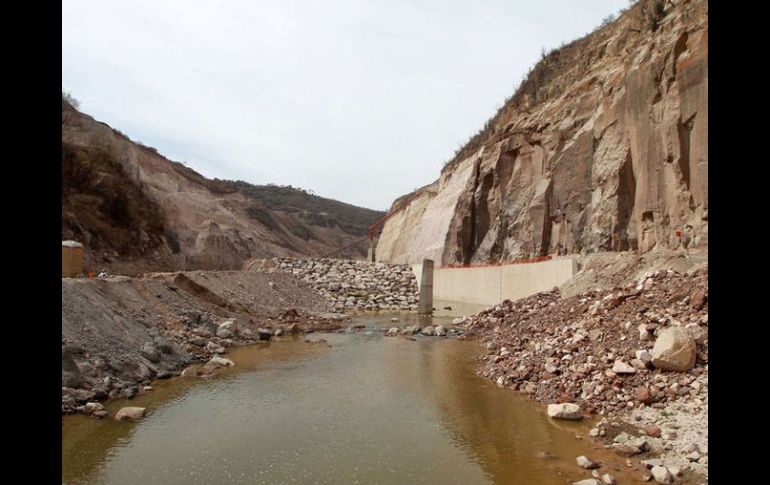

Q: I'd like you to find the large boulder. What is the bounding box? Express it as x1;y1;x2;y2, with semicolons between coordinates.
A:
547;403;582;420
651;327;697;371
139;342;160;363
206;356;235;368
115;407;146;421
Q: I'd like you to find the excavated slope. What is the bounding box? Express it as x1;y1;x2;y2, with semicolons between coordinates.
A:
62;101;383;273
377;0;707;265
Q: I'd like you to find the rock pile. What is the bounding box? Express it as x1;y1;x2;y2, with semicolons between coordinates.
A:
461;268;708;416
461;267;709;481
268;258;419;311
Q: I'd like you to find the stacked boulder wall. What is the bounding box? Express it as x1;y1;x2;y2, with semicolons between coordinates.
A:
376;1;707;265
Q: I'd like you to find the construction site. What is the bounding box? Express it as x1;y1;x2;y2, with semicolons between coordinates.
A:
62;2;708;485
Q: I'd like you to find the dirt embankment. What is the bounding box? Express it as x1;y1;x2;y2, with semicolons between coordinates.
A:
61;270;342;414
459;256;708;483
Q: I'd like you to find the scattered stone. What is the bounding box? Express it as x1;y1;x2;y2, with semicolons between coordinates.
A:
651;327;697;371
114;407;146;421
651;465;673;484
612;360;637;374
641;459;663;469
206;342;225;354
83;402;104;414
601;474;616;485
139;342;160;363
636;386;655;404
547;403;582;420
577;455;600;469
642;424;662;438
206;356;235;367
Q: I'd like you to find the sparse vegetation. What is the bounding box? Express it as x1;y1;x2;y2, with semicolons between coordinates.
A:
62;90;80;109
440;2;635;173
61;142;167;255
600;13;616;27
227;180;383;237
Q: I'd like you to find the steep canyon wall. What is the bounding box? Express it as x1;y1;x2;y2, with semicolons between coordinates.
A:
377;0;707;265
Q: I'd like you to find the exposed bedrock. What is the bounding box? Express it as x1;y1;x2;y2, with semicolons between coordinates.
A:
377;0;707;265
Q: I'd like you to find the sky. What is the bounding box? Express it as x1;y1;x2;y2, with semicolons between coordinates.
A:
62;0;627;211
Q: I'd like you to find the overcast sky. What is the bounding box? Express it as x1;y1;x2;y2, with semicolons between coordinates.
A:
63;0;626;211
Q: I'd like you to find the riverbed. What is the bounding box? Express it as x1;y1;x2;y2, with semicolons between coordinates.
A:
62;313;645;485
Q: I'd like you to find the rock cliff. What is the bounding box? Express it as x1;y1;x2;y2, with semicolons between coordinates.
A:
377;0;707;265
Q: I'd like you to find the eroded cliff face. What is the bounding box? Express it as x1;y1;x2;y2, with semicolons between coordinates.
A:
62;101;383;273
377;0;707;265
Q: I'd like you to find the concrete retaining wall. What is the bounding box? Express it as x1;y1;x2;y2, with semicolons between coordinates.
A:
411;257;576;307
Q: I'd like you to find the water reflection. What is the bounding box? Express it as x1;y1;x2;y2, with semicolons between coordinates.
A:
62;320;642;485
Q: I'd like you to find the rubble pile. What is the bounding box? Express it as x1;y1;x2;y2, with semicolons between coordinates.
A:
267;257;420;311
460;268;708;416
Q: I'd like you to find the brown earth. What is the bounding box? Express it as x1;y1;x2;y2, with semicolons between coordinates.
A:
376;0;708;265
62;98;384;274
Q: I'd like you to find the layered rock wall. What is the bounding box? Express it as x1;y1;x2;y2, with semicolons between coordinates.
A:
377;0;708;265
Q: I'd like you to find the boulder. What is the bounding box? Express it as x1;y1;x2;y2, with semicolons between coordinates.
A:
642;424;662;438
434;325;447;336
83;402;105;414
206;341;225;354
635;386;654;404
206;356;235;367
651;465;673;484
547;403;582;420
114;407;146;421
611;360;636;374
576;455;600;469
421;326;435;336
139;342;161;363
651;327;697;371
257;328;272;341
572;480;602;485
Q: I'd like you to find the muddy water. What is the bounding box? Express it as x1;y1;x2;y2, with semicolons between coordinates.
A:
62;314;644;485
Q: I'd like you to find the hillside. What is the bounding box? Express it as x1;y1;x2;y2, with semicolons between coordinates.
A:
61;100;384;274
376;0;707;265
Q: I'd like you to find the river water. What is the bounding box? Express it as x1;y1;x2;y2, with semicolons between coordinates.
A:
62;313;643;485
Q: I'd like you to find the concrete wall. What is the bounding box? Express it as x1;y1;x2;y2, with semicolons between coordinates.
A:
412;257;576;307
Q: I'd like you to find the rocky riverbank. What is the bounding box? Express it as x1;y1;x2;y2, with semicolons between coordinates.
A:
460;267;708;484
62;270;346;415
246;257;420;311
